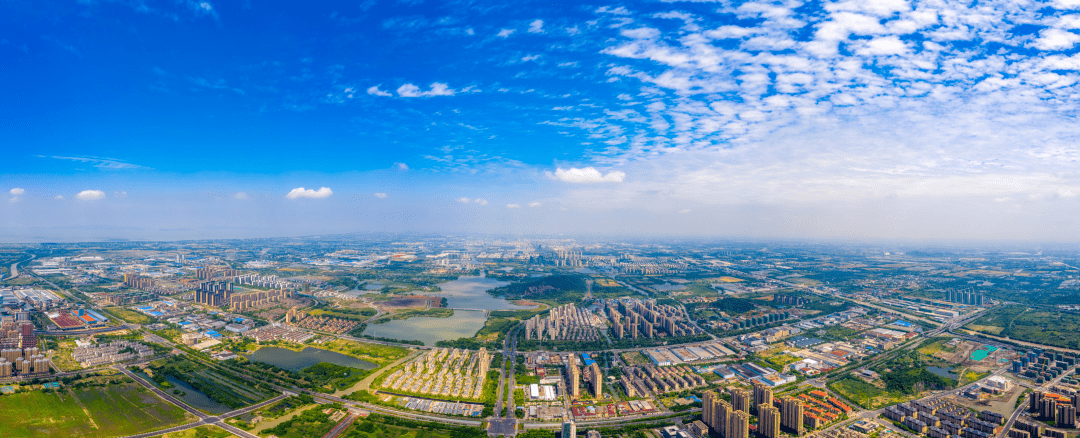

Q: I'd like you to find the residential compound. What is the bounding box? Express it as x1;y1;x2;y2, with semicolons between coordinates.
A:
523;303;603;342
603;298;702;340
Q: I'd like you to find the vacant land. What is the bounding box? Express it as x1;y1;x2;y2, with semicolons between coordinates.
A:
0;383;193;437
965;305;1080;349
105;306;154;324
161;425;232;438
829;377;910;409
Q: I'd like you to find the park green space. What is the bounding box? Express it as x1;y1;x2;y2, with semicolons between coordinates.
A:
964;305;1080;349
342;414;488;438
0;383;193;437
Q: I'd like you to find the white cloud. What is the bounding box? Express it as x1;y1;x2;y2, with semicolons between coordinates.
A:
1057;0;1080;9
855;36;909;56
456;197;471;203
285;187;333;199
507;203;522;208
1032;28;1080;51
375;192;388;199
546;167;627;183
9;188;24;196
395;162;409;170
528;19;544;33
41;155;145;170
528;201;542;207
679;208;692;214
474;198;488;205
76;190;105;201
115;191;128;197
54;195;63;200
622;27;660;39
497;28;515;38
367;85;393;97
8;197;18;203
234;192;249;200
522;54;541;62
397;83;455;97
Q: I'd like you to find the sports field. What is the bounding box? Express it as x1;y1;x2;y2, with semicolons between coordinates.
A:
0;383;193;437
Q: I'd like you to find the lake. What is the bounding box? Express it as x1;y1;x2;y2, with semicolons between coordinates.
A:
926;366;959;380
244;346;377;372
361;275;534;345
652;283;687;291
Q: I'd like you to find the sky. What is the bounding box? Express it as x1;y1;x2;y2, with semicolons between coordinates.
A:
3;0;1080;242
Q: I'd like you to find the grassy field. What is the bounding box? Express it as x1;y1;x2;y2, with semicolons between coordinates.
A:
965;305;1080;349
321;339;410;366
342;414;488;438
829;377;910;409
0;383;193;437
160;425;233;438
104;306;154;324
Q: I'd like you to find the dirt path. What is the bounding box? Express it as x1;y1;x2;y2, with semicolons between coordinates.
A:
66;388;100;430
333;350;422;397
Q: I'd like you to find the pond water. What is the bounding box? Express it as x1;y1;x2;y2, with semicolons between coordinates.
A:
244;346;376;372
361;275;534;345
926;366;959;380
652;283;688;291
364;282;384;290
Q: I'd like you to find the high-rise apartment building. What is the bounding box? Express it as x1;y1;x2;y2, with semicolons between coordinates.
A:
562;420;577;438
728;409;750;438
782;397;805;435
759;404;781;438
754;383;774;410
732;387;751;413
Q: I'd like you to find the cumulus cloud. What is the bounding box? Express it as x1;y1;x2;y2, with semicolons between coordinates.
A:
497;28;515;37
475;198;488;205
374;192;388;198
397;83;456;97
528;201;542;207
395;162;409;170
367;85;393;97
546;167;626;183
506;203;522;208
234;192;249;200
528;19;544;33
286;187;333;199
76;190;105;200
1032;28;1080;51
456;197;471;203
9;188;24;196
54;195;63;200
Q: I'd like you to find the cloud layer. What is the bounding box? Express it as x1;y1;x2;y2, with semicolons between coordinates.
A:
76;190;105;200
286;187;333;199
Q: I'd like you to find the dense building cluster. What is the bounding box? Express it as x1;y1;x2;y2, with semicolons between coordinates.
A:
1029;390;1080;429
285;307;358;334
191;280;294;310
602;298;702;340
0;319;49;377
944;289;986;306
1013;348;1078;384
885;400;1008;438
523;304;601;341
621;365;706;396
244;324;314;343
380;348;491;400
72;340;153;367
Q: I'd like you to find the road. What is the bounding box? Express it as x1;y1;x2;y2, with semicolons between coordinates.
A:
489;326;520;436
322;414;359;438
3;254;34;280
115;365;277;438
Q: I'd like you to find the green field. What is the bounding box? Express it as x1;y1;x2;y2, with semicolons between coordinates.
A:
343;414;487;438
104;306;154;324
0;383;193;437
965;305;1080;349
161;425;233;438
829;377;910;409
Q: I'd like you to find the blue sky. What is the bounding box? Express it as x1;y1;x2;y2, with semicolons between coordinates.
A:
3;0;1080;242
